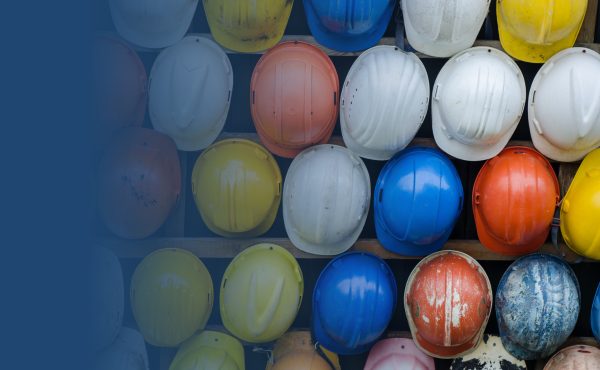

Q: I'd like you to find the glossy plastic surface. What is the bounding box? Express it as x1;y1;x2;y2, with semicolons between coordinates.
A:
203;0;293;52
593;283;600;343
97;127;181;239
364;338;435;370
149;36;233;151
169;331;245;370
375;146;463;256
313;252;397;355
496;254;581;360
405;251;492;359
473;147;559;255
266;332;341;370
220;244;303;343
93;36;146;144
304;0;394;52
561;149;600;259
191;139;282;238
130;249;213;347
497;0;587;63
251;42;339;158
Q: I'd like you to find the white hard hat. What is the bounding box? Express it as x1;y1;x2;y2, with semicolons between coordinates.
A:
283;145;370;255
90;245;123;353
402;0;490;57
529;47;600;162
109;0;198;48
92;327;149;370
432;47;526;161
149;36;233;151
341;46;430;160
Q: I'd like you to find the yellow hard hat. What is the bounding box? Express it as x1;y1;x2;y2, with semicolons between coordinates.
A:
266;332;340;370
561;148;600;260
130;249;213;347
191;139;282;238
220;244;303;343
169;331;245;370
201;0;293;53
497;0;587;63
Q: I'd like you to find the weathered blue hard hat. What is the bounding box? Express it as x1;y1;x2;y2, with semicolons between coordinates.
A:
593;282;600;343
374;146;463;256
312;252;397;355
495;253;581;360
303;0;396;52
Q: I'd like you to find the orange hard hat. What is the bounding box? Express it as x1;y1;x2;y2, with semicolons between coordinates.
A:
405;251;493;359
266;332;340;370
250;41;339;158
473;147;559;255
98;127;180;239
93;36;147;144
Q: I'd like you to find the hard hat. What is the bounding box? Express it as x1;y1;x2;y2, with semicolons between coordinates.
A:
108;0;198;48
220;244;303;343
130;249;213;347
559;149;600;260
473;147;559;255
283;145;370;255
544;345;600;370
364;338;435;370
266;332;341;370
191;139;281;238
497;0;587;63
432;47;526;161
593;283;600;343
374;146;463;256
97;127;181;239
169;331;245;370
90;245;123;353
251;42;339;158
529;48;600;162
341;46;430;160
202;0;293;53
304;0;395;52
91;327;149;370
496;253;580;360
92;36;146;144
149;36;233;151
313;252;397;355
401;0;490;57
405;250;493;359
450;335;526;370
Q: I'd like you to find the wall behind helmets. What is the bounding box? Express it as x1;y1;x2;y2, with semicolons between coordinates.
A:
92;0;600;369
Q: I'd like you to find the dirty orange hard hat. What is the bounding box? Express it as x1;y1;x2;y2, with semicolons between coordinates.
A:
250;41;339;158
98;127;180;239
93;36;147;144
473;147;559;255
405;251;493;359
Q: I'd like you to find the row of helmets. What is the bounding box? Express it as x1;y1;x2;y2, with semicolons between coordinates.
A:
108;0;588;63
96;118;600;261
95;34;600;164
92;242;600;369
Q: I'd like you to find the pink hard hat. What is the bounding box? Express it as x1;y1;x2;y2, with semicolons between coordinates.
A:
364;338;436;370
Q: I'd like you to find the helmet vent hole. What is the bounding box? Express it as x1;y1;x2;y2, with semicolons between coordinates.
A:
215;338;218;341
331;146;334;149
196;39;199;42
270;246;273;250
401;345;405;349
488;49;491;52
583;50;587;53
223;279;227;289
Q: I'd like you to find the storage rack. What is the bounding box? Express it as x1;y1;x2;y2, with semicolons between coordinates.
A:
95;1;600;369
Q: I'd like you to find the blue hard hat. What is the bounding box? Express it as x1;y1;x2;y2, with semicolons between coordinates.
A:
593;282;600;343
312;252;397;355
495;253;581;360
374;146;463;256
304;0;396;52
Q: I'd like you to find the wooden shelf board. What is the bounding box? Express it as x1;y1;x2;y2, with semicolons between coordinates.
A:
99;32;600;58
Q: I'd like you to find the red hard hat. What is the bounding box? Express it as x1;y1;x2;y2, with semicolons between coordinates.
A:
405;251;492;359
473;147;560;255
93;36;147;144
98;127;180;239
250;41;339;158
